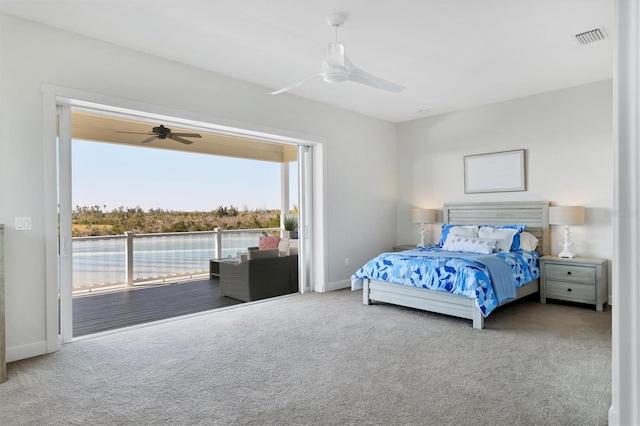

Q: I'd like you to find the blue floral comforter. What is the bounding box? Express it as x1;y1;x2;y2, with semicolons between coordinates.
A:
351;246;540;317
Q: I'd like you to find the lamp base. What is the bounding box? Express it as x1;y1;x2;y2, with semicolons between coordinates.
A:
557;225;577;258
557;250;576;258
416;223;426;248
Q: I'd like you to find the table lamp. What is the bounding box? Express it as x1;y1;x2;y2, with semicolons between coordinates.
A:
411;208;436;247
549;206;585;258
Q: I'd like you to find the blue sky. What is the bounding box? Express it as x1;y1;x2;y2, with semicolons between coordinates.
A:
72;140;297;212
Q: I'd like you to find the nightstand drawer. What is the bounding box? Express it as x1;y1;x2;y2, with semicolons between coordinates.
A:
545;280;595;303
545;264;595;284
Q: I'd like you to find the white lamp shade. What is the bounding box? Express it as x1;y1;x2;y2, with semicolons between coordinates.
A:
549;206;586;225
411;208;436;224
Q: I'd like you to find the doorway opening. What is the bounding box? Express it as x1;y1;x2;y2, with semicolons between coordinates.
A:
53;98;318;343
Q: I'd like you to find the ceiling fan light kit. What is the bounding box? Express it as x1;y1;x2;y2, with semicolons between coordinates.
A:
324;72;348;83
270;14;404;95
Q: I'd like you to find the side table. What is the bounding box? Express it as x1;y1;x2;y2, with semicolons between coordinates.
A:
210;258;240;279
539;255;608;311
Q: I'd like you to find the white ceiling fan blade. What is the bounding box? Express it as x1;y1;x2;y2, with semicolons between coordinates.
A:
269;74;322;95
346;59;405;93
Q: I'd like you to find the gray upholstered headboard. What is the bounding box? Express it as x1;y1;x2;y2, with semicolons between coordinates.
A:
442;201;551;256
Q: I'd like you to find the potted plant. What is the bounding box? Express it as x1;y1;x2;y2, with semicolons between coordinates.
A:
283;215;298;239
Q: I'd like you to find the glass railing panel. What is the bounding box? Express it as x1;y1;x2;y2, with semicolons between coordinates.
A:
132;231;217;282
72;235;126;290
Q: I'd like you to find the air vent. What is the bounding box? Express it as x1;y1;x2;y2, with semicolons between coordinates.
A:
575;28;605;45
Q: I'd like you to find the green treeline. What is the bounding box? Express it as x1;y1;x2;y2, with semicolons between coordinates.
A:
72;205;281;237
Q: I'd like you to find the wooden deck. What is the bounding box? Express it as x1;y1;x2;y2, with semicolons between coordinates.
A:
73;278;243;337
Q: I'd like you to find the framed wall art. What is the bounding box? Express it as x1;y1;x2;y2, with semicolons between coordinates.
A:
464;149;526;194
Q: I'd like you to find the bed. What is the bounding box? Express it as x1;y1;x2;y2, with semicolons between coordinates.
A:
352;201;550;329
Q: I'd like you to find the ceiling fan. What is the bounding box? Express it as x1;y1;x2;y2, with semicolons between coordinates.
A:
270;14;404;95
117;125;202;145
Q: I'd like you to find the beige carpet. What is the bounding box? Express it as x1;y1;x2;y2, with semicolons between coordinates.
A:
0;289;610;425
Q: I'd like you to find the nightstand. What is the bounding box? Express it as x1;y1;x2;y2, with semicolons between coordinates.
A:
393;244;417;252
539;256;608;312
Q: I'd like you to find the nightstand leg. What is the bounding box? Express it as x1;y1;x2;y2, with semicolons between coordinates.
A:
597;303;603;312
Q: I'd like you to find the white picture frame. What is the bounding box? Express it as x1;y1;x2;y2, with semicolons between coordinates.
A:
464;149;526;194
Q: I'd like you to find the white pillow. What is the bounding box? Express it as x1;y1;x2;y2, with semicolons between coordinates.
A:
478;226;518;252
518;231;539;251
443;237;497;254
441;225;479;247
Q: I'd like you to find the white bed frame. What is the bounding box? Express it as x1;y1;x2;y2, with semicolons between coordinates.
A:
363;201;550;329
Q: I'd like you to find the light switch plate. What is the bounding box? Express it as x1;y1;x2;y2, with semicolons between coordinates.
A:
15;217;32;230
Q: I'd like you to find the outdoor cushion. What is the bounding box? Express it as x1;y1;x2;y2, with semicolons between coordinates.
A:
258;235;280;250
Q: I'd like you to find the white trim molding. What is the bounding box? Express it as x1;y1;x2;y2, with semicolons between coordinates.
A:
610;1;640;424
325;279;351;293
41;84;328;355
6;341;48;363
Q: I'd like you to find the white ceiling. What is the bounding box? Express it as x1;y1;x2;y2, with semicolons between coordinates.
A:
0;0;614;123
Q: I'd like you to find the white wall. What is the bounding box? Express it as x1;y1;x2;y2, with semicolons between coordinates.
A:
396;81;613;265
0;13;614;363
0;14;398;360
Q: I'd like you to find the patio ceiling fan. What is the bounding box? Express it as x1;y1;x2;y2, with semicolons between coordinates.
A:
269;14;404;95
117;125;202;145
